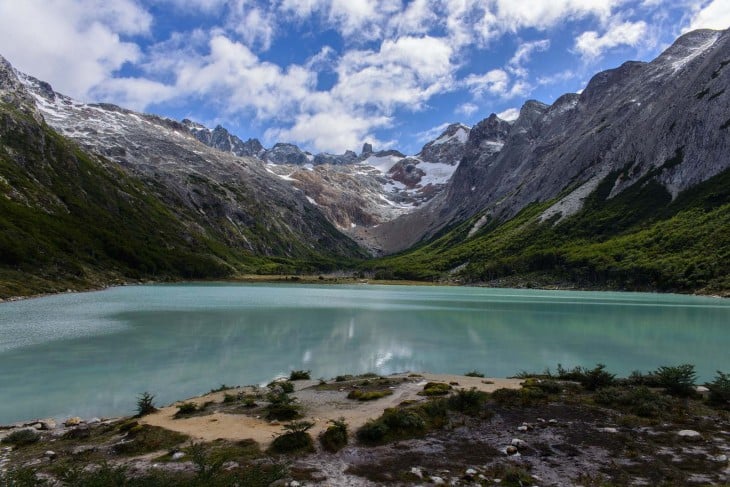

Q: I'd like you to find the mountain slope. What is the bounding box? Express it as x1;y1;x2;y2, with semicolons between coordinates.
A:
372;28;730;255
0;57;365;298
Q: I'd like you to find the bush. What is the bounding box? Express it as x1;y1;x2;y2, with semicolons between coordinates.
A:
269;421;315;454
347;389;393;401
114;425;188;455
448;387;487;415
175;402;198;418
492;387;547;407
289;370;311;381
419;382;451;396
268;380;294;393
555;363;615;390
265;392;302;421
706;371;730;408
594;386;669;418
653;364;697;397
356;420;390;444
1;429;40;446
320;418;348;452
136;391;157;416
465;370;485;377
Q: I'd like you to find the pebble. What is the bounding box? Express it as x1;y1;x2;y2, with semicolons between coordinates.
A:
171;452;185;460
410;467;423;479
288;481;300;487
713;454;728;463
677;430;701;438
517;425;529;432
430;476;445;485
44;451;56;460
548;419;558;424
88;418;101;424
465;468;477;476
598;427;619;433
269;420;280;425
511;438;528;449
506;446;519;455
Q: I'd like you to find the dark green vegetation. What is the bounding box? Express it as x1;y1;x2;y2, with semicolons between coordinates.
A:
365;166;730;294
0;103;363;299
135;392;156;417
319;418;348;452
288;370;311;381
268;421;315;454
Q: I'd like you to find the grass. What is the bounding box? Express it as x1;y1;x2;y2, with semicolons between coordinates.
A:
113;425;188;456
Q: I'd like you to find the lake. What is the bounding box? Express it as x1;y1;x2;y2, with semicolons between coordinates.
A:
0;283;728;424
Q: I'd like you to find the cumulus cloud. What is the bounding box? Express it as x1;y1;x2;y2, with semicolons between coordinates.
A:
0;0;149;99
456;102;479;116
575;20;648;60
687;0;730;31
508;39;550;77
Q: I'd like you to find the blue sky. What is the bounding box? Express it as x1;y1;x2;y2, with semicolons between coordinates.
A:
0;1;728;155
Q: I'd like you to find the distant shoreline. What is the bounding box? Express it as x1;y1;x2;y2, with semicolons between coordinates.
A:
1;274;727;304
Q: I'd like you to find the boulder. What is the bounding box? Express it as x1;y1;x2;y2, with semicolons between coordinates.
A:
64;417;83;427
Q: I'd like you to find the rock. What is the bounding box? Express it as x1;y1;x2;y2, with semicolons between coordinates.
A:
677;429;702;438
269;420;280;426
39;419;56;430
410;467;423;479
87;418;101;424
64;417;83;427
171;452;185;460
511;438;528;449
44;451;56;460
548;419;558;424
517;425;529;432
289;481;301;487
362;142;373;156
430;476;445;485
713;454;727;462
506;445;519;455
30;423;42;430
71;445;96;455
465;468;477;476
598;427;619;433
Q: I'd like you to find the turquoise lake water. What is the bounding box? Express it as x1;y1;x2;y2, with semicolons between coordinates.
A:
0;283;728;424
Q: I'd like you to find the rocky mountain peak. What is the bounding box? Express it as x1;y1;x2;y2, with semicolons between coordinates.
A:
361;142;373;156
417;123;471;165
265;142;312;165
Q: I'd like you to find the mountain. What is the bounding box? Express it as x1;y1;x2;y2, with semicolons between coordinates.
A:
1;27;729;297
365;28;730;294
0;56;365;298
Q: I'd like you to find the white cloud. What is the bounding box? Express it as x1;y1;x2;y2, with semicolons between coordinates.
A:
687;0;730;31
456;102;479;116
230;5;276;51
508;39;550;77
0;0;149;100
574;20;648;60
464;69;509;96
497;107;520;121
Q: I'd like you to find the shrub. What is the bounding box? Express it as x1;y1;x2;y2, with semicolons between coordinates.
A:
653;364;697;397
289;370;311;381
136;391;157;416
580;364;616;391
356;420;389;444
594;386;669;418
347;389;393;401
114;425;188;455
1;429;40;446
492;387;547;407
465;370;485;377
210;384;234;393
448;387;487;415
706;371;730;408
268;379;294;393
320;418;348;452
335;375;353;382
188;442;224;479
175;402;198;418
265;392;302;421
269;421;315;454
419;382;451;396
382;408;425;431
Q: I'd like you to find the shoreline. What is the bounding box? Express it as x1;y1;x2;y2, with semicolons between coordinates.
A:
2;369;729;486
1;274;727;304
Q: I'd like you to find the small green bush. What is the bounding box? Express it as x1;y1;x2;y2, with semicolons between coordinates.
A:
448;387;487;415
594;386;669;418
465;370;485;377
320;418;348;452
267;379;294;393
653;364;697;397
492;387;547;407
289;370;311;381
114;425;188;455
175;402;198;418
136;391;157;416
419;382;451;396
269;421;315;454
347;389;393;401
210;384;234;393
335;375;353;382
356;419;390;444
1;429;40;446
265;392;302;421
706;371;730;408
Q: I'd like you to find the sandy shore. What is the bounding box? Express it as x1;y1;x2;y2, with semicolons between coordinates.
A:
140;373;523;447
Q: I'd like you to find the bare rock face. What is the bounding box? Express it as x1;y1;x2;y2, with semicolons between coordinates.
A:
417;123;470;165
313;150;358;165
264;143;312;165
182;120;264;158
371;27;730;253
